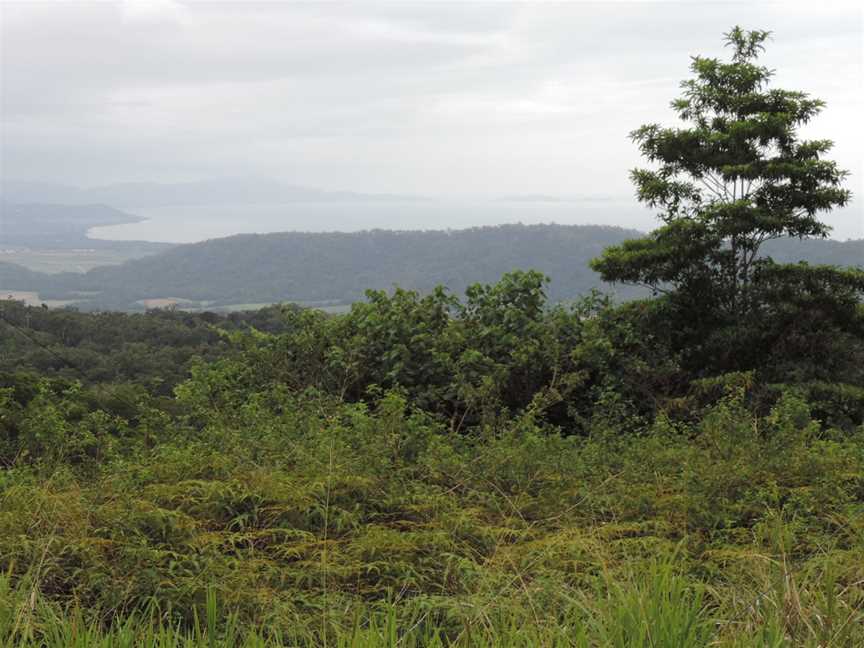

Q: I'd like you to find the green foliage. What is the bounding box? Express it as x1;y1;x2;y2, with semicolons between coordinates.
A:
0;300;241;395
589;27;864;422
1;28;863;644
169;272;633;432
2;340;864;644
593;27;850;310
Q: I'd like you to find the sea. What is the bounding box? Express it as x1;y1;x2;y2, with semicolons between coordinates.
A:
87;199;863;244
87;200;657;244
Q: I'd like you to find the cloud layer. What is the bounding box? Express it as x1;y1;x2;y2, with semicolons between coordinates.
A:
2;1;862;236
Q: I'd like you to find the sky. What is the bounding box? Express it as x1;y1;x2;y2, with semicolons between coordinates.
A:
1;1;863;236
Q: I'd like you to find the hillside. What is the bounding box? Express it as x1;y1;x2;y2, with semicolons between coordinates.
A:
2;223;861;310
2;224;642;309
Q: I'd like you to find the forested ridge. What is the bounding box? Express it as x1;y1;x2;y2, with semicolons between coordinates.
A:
1;224;645;309
1;27;864;647
2;223;861;311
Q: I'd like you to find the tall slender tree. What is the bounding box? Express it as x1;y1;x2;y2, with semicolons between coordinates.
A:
591;27;854;318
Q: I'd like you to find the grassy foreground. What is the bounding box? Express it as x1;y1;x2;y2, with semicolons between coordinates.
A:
2;385;863;646
4;22;864;645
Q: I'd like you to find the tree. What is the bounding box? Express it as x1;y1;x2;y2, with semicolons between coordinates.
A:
591;27;855;319
590;27;864;423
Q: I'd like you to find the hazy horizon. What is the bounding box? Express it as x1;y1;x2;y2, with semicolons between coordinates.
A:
86;199;655;244
2;1;862;239
4;176;861;243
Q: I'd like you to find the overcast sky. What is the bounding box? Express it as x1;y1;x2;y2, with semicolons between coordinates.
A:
2;1;862;234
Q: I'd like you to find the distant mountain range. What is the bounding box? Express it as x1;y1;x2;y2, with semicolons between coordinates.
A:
1;179;426;208
2;223;861;312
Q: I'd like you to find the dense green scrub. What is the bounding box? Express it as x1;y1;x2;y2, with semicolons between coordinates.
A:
1;389;863;646
3;25;863;645
2;285;864;645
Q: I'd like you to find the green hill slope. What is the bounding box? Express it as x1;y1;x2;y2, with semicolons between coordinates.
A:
1;224;860;310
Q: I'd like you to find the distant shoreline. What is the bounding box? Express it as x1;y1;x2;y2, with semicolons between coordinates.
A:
84;199;655;244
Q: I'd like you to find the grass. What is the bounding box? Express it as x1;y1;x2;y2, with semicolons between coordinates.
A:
1;386;863;645
3;556;861;646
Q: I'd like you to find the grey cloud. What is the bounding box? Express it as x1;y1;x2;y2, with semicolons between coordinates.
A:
1;1;861;237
